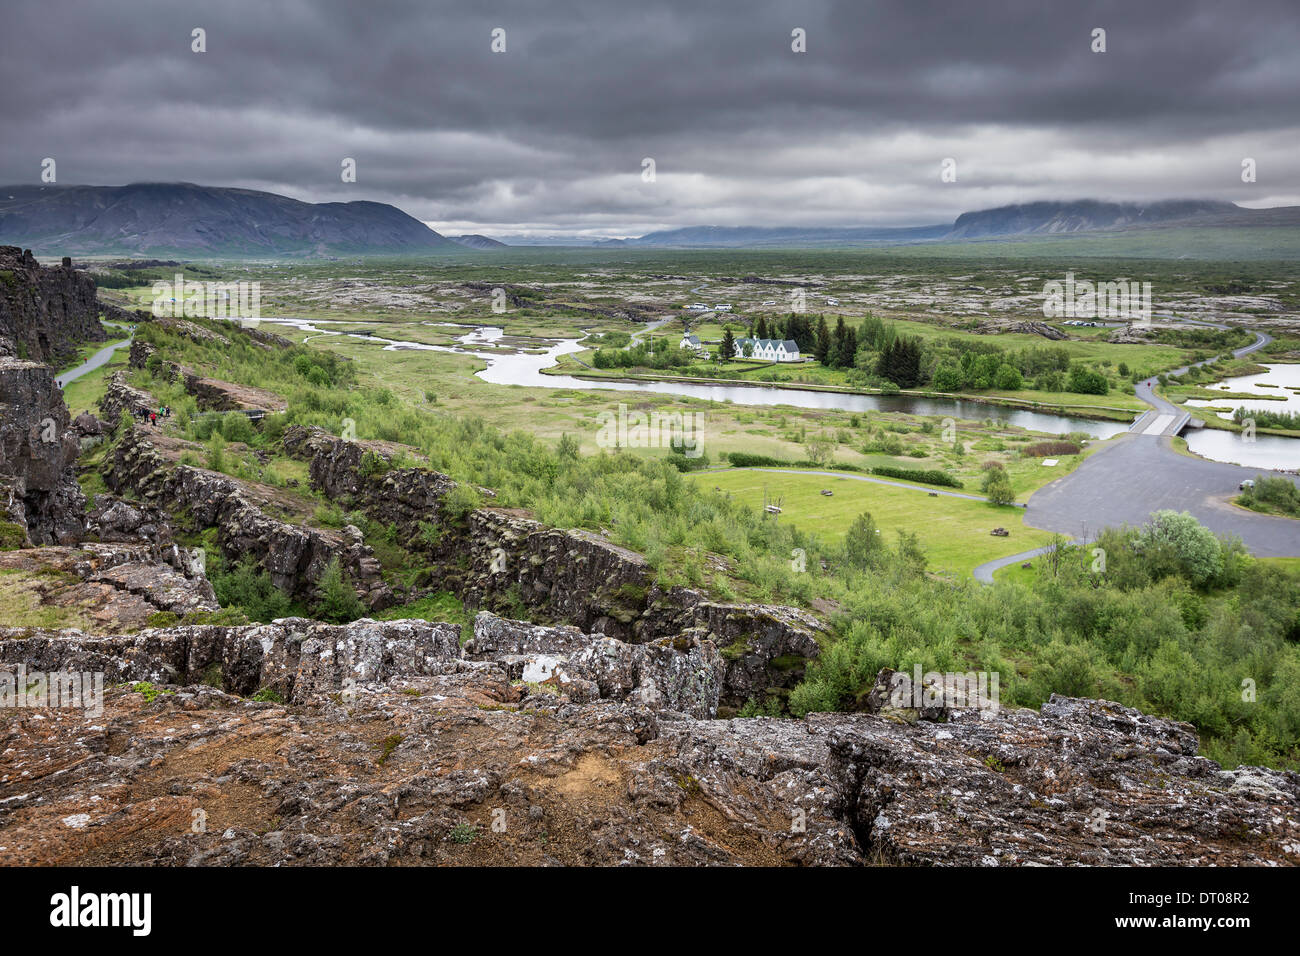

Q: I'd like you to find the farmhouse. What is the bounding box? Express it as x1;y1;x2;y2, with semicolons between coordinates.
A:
733;337;801;362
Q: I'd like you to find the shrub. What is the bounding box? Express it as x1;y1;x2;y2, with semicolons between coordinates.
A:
1066;365;1109;395
1239;475;1300;517
314;557;367;624
1023;440;1082;458
441;483;483;520
0;521;27;550
1135;510;1225;587
983;469;1016;506
220;411;256;444
212;555;296;622
357;449;390;481
726;452;784;468
844;512;886;570
871;466;962;488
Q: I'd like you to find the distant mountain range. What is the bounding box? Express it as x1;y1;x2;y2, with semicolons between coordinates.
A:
0;183;463;257
447;234;508;249
945;199;1244;238
619;200;1298;248
2;184;1296;256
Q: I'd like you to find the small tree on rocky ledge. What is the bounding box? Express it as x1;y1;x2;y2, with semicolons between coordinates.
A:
315;557;367;624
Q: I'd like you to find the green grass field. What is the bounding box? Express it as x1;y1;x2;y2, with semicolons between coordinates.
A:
60;341;130;416
689;467;1057;579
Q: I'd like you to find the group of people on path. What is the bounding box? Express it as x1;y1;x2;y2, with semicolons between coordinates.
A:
134;404;171;427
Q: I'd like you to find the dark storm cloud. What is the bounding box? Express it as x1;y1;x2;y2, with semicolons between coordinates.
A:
2;0;1297;235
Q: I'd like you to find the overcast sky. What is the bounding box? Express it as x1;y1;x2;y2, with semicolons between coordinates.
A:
2;0;1297;237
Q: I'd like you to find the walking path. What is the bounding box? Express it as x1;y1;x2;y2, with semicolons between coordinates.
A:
55;335;132;388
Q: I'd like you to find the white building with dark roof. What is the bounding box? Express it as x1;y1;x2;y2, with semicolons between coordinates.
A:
679;333;708;355
733;338;801;362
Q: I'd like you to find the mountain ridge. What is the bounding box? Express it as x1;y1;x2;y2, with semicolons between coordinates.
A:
6;185;1298;255
0;182;463;257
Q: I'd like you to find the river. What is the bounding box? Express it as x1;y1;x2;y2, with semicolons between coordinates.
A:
256;317;1136;438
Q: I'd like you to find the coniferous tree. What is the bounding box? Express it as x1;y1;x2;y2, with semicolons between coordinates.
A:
720;327;735;362
814;316;831;363
830;317;848;366
837;326;858;368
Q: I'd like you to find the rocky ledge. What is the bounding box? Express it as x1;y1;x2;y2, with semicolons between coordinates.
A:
0;247;103;366
0;355;86;544
0;541;217;633
0;614;1296;866
101;413;392;609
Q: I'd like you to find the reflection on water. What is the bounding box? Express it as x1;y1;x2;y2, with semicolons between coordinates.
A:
258;318;1132;438
1185;364;1300;420
1179;363;1300;469
1185;429;1300;470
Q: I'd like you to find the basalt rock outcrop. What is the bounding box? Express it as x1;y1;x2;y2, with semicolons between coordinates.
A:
283;425;460;534
461;508;653;639
98;370;156;422
0;617;460;703
0;247;103;366
127;338;157;370
102;418;392;609
974;319;1068;340
127;342;286;413
96;299;149;327
638;588;825;710
465;611;723;719
183;374;287;413
0;356;85;545
0;542;217;633
0;249;103;544
281;425;824;705
1;617;1295;866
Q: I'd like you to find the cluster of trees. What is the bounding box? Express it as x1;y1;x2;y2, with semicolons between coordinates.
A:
792;510;1300;769
1235;407;1300;431
1238;475;1300;518
752;314;818;352
874;337;925;386
745;312;1115;394
927;341;1109;394
590;337;693;369
603;309;1116;395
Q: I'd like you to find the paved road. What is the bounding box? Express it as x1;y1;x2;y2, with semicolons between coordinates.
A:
981;325;1297;581
971;544;1059;584
1025;434;1300;557
55;336;131;388
1129;327;1271;436
1024;328;1298;559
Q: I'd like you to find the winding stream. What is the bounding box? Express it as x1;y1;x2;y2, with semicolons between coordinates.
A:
257;317;1135;438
